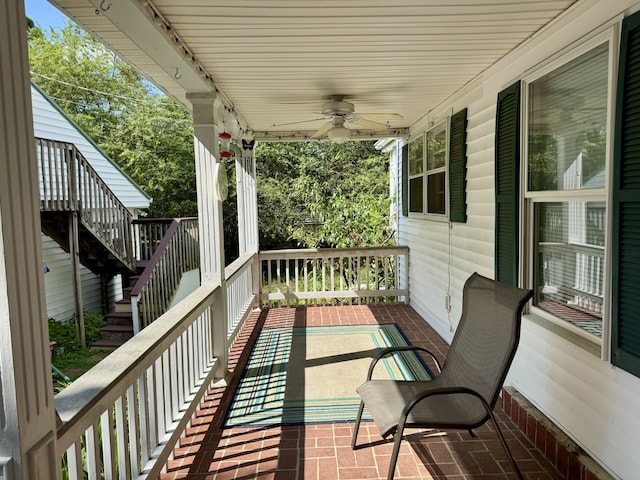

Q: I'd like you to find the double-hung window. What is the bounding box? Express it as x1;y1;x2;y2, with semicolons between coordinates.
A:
524;39;611;343
407;120;449;217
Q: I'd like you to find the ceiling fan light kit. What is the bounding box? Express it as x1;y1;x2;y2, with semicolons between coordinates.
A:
271;95;403;142
327;125;351;143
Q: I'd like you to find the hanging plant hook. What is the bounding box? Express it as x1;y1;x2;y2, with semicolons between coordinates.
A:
99;0;112;12
174;68;183;80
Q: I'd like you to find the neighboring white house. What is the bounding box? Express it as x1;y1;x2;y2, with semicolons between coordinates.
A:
31;82;151;321
390;2;640;478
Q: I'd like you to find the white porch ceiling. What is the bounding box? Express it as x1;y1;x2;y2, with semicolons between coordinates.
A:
49;0;577;141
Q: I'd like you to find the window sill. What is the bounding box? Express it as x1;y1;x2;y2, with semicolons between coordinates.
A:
523;309;602;358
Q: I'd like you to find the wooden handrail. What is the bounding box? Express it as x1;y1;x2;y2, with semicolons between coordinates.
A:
36;137;136;271
131;218;200;329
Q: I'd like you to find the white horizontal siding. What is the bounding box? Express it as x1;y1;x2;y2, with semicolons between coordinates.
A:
31;84;151;209
511;320;640;480
396;1;640;478
42;234;103;321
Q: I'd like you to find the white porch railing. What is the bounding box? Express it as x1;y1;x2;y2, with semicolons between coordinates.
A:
259;246;409;306
225;252;257;347
54;253;257;479
53;246;408;477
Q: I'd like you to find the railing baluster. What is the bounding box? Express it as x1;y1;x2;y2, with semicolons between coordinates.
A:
66;439;83;480
85;421;101;479
115;394;132;479
126;383;141;476
100;407;117;479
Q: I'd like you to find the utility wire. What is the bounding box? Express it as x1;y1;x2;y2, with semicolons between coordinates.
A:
30;71;165;106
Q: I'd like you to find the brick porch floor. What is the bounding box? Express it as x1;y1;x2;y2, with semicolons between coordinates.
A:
161;304;564;479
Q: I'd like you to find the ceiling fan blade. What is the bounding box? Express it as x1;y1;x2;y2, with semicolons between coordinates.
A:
311;121;335;138
357;113;404;121
348;117;392;131
271;117;327;128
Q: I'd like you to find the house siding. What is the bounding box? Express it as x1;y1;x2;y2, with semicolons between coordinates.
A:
396;1;640;478
42;234;123;321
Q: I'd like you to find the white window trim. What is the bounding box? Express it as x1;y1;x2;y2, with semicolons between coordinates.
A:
519;28;617;359
407;118;451;221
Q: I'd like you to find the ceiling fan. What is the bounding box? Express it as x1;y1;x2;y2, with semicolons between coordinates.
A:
278;96;403;143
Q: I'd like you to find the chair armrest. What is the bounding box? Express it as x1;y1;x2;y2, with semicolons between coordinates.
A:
366;345;442;380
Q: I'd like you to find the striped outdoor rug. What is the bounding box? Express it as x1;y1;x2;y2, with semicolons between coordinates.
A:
225;323;432;427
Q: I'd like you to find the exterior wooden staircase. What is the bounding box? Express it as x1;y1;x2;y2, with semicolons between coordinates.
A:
37;137;200;348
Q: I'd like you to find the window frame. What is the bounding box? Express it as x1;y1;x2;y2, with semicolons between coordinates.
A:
407;118;450;220
520;29;617;354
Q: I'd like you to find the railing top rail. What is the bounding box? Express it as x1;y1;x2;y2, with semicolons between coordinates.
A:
225;252;256;284
54;284;217;451
132;217;197;225
259;246;409;259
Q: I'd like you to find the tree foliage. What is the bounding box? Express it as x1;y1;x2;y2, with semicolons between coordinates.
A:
256;141;394;249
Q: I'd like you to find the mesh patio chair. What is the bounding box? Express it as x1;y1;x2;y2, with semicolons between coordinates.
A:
351;272;533;480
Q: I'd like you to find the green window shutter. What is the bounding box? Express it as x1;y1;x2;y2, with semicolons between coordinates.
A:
612;11;640;377
494;82;521;286
401;143;409;217
449;108;468;223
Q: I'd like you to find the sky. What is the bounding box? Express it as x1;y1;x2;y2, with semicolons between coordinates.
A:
25;0;69;31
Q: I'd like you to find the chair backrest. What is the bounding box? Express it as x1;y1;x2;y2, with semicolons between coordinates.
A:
441;273;533;409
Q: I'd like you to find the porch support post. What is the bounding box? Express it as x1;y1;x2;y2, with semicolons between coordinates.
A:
237;141;259;256
187;92;229;381
69;212;85;348
236;141;262;308
0;1;59;478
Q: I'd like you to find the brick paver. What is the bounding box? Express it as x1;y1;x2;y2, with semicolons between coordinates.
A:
161;304;563;480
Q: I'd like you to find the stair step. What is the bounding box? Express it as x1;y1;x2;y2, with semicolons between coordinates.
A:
101;324;134;333
100;324;134;343
128;275;141;287
122;286;134;300
137;259;150;271
92;339;126;348
106;311;134;326
115;299;132;313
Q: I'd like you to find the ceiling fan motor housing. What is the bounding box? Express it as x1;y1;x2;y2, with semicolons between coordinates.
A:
322;100;355;117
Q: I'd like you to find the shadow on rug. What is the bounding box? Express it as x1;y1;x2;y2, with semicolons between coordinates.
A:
225;323;432;427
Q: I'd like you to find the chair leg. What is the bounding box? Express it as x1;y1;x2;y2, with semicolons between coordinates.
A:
387;427;404;480
351;401;365;450
486;409;524;480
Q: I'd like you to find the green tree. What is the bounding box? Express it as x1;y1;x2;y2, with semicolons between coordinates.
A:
256;141;394;249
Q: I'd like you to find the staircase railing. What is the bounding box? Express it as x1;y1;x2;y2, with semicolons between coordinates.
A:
35;137;136;271
130;218;200;330
132;218;174;262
